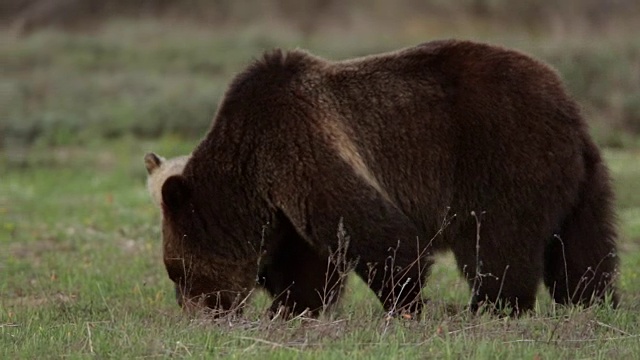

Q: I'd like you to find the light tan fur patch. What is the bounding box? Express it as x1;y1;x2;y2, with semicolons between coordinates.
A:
322;121;390;202
144;152;190;208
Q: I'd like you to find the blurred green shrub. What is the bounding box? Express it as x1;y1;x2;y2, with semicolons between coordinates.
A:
0;29;282;148
1;73;222;147
623;94;640;134
1;13;639;149
537;40;640;144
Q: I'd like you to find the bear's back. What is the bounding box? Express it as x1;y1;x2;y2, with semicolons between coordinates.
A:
312;40;586;232
186;40;589;242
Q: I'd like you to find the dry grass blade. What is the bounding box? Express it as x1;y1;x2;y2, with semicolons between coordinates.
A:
236;336;302;352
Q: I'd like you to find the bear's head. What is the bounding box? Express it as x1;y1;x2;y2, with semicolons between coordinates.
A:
157;172;269;316
145;152;255;315
144;152;196;308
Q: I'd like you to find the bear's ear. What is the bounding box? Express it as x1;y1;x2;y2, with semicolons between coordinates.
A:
144;152;164;174
161;175;192;213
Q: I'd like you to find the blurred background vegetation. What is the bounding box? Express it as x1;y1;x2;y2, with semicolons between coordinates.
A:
2;0;640;152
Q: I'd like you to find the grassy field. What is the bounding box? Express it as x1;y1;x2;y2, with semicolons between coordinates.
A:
2;18;640;359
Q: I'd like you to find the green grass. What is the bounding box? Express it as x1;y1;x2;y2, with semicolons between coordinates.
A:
2;17;640;359
1;138;640;359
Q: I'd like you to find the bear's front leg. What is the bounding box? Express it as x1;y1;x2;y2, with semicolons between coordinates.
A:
351;239;433;318
274;163;432;319
259;222;347;319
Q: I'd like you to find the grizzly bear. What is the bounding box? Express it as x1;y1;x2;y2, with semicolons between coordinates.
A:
157;39;620;319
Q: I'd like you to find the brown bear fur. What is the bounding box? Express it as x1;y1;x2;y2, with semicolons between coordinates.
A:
158;39;620;318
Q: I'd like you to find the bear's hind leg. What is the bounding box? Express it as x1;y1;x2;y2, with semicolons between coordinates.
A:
543;215;619;308
543;165;619;308
452;218;544;316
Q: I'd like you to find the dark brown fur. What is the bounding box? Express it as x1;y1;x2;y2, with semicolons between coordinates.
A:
159;39;619;318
